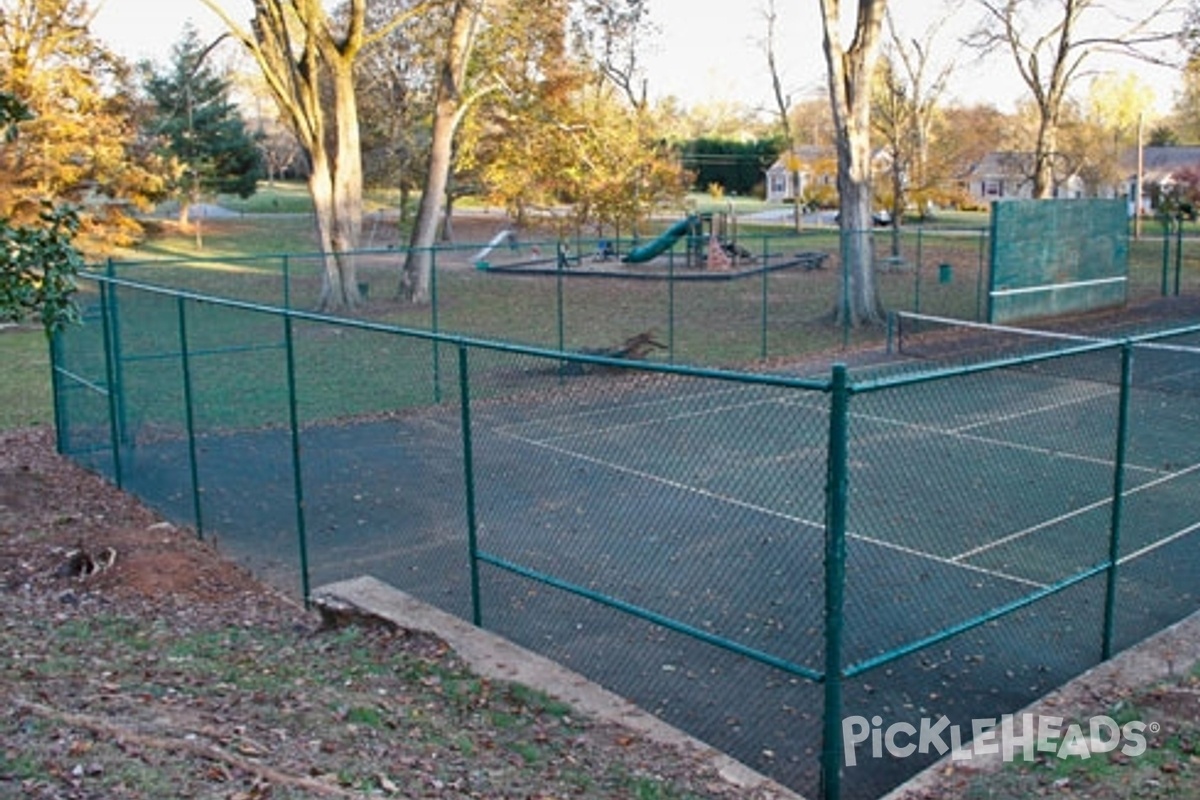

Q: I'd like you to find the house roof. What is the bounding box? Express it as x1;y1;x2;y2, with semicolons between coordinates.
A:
962;152;1037;180
1120;146;1200;183
765;146;836;173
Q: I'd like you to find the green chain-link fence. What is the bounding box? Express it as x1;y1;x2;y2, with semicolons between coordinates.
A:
103;226;998;366
49;231;1200;799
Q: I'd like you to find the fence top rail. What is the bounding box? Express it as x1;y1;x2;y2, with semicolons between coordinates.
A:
79;271;834;393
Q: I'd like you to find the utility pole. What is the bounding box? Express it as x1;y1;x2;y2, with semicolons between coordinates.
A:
1135;112;1144;240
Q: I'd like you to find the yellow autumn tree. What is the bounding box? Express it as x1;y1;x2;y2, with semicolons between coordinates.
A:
0;0;166;252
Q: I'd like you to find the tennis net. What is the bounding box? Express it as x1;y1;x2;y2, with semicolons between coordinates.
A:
891;311;1200;397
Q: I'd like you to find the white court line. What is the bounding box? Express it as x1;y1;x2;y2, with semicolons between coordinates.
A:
949;385;1118;434
497;429;1048;590
989;275;1127;298
952;461;1200;562
500;396;793;446
490;385;764;441
490;380;1180;589
775;390;1163;475
843;408;1162;476
1119;520;1200;565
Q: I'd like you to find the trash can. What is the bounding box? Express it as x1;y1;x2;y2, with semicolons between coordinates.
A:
938;263;953;284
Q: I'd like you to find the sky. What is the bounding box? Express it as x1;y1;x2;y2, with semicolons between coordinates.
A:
90;0;1186;117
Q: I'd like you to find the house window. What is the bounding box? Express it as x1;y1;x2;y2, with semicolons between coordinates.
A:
983;180;1001;197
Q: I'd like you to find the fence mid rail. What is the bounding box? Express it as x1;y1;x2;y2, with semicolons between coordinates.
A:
50;269;1200;799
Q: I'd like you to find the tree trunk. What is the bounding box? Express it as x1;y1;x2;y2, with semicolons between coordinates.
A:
441;191;455;243
401;102;453;303
401;0;478;304
821;0;888;328
321;63;364;312
201;0;375;314
1032;105;1059;198
308;155;345;311
836;126;884;326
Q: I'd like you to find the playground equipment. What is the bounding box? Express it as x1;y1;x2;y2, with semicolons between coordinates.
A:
621;210;754;269
622;216;698;264
472;229;518;266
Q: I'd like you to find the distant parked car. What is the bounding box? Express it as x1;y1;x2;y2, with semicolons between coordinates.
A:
832;209;894;227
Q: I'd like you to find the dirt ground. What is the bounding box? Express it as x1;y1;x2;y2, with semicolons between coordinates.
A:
0;425;793;799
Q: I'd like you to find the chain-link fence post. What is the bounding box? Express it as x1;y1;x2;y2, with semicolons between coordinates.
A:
1102;342;1134;659
98;281;124;489
822;363;850;800
283;313;312;605
431;247;443;403
282;254;291;309
458;343;483;627
176;296;204;540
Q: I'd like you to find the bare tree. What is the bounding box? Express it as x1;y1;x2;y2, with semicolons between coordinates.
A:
572;0;654;111
202;0;430;312
762;0;802;231
820;0;889;327
967;0;1184;198
401;0;489;304
873;6;957;251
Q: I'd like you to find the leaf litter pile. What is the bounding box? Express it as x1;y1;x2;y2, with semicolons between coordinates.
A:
0;427;786;800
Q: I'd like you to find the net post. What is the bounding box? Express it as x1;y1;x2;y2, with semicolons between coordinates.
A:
885;310;896;356
667;249;676;364
761;245;769;359
822;363;851;800
1161;218;1171;297
1102;342;1133;660
913;228;923;315
556;243;567;380
1174;222;1184;297
977;225;989;322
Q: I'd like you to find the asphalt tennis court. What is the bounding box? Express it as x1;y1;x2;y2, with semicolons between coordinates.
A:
101;329;1200;799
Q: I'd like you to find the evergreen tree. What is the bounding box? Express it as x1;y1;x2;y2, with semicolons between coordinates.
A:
141;24;261;224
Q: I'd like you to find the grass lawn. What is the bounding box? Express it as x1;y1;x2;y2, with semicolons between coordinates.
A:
0;328;53;429
8;195;1198;434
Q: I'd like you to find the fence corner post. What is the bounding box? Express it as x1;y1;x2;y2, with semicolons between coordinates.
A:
822;363;851;800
